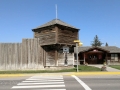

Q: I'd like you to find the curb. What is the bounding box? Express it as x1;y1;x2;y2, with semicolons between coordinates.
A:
0;74;29;77
70;72;120;76
0;72;120;77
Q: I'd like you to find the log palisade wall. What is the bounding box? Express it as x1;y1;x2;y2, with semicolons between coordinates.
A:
0;38;46;70
0;38;74;70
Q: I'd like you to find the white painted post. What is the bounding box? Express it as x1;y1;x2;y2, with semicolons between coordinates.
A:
76;43;78;72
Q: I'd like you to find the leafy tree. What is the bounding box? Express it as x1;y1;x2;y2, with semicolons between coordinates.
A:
91;35;103;46
105;42;108;46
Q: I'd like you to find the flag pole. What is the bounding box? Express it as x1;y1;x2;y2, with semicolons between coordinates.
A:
55;4;57;20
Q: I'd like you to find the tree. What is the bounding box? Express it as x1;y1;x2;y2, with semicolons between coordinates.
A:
105;42;108;46
91;35;103;46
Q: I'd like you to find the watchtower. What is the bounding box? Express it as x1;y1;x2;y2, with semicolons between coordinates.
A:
32;19;79;66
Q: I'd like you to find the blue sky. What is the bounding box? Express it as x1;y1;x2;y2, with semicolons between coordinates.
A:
0;0;120;47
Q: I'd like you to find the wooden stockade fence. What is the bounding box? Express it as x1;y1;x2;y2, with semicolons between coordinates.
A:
0;38;75;70
0;38;46;70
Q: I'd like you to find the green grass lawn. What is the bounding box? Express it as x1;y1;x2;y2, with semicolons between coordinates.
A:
0;65;101;74
109;65;120;70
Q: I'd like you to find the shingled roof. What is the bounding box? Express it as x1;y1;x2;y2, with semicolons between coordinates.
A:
32;19;79;30
75;46;120;53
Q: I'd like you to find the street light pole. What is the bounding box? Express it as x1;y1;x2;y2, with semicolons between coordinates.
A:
76;43;79;72
74;40;83;72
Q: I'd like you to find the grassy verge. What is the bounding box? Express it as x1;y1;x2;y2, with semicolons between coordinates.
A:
109;65;120;70
0;65;101;74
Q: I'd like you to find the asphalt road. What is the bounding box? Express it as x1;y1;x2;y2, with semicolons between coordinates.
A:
0;75;120;90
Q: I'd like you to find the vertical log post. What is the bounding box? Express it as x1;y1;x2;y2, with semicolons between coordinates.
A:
84;53;85;65
106;53;108;65
55;50;58;66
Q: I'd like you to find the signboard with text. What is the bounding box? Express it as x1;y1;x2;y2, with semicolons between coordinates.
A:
63;46;69;53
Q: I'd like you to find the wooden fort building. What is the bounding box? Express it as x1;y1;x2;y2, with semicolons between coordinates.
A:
0;19;79;70
1;19;120;70
32;19;79;66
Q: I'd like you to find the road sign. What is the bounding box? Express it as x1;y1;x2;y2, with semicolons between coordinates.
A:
63;46;69;53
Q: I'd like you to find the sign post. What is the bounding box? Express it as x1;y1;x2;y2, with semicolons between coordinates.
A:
74;40;83;72
76;43;78;72
63;46;69;65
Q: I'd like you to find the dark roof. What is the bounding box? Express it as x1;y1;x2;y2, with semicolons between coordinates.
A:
32;19;79;30
101;46;120;53
74;46;120;53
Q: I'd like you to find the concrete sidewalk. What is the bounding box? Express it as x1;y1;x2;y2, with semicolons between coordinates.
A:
89;64;120;72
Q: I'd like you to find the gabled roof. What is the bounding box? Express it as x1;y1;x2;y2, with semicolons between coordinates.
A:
101;46;120;53
79;47;110;53
75;46;120;53
32;19;79;30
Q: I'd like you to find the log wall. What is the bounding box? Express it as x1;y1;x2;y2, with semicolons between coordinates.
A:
0;38;74;70
34;28;56;45
46;51;56;66
58;29;78;44
0;38;46;70
58;53;74;66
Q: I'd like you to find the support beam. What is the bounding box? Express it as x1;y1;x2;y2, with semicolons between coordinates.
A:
55;26;58;44
55;50;58;66
84;53;85;65
106;53;108;65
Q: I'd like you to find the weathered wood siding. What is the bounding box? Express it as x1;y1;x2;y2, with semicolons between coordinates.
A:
0;43;22;70
0;38;46;70
58;52;74;66
57;29;78;44
46;51;55;66
34;27;78;45
34;28;56;45
21;38;45;69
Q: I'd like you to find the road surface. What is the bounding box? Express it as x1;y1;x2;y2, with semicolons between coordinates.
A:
0;74;120;90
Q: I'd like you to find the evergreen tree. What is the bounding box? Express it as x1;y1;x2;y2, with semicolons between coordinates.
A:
91;35;103;46
105;42;108;46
